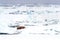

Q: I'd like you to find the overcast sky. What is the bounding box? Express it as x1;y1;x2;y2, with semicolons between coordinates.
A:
0;0;60;5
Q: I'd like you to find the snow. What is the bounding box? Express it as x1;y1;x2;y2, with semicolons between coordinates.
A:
0;5;60;40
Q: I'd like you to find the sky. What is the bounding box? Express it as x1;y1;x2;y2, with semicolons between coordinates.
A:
0;0;60;5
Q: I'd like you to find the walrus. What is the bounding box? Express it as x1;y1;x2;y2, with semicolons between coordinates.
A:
17;26;25;30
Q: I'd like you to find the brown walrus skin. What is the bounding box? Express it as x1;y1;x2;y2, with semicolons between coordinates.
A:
17;26;25;30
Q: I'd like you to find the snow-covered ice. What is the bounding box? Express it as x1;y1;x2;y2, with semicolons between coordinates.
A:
0;5;60;40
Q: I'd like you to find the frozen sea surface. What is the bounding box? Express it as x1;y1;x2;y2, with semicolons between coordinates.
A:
0;5;60;40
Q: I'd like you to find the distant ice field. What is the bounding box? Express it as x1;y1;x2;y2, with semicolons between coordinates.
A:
0;5;60;35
